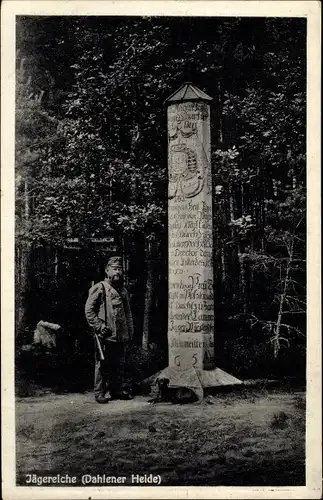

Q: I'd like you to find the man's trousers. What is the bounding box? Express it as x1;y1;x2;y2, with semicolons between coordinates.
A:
94;340;132;399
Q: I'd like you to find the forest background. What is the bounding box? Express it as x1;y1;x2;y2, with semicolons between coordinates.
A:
15;16;306;391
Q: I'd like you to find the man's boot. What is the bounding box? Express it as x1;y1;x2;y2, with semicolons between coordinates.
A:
95;393;110;404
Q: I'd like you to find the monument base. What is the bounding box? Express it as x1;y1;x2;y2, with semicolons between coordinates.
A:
146;365;243;402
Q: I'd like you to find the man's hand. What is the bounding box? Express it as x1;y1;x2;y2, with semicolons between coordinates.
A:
100;325;112;337
97;333;105;344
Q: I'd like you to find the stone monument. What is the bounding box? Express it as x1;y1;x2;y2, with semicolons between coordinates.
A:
153;83;242;399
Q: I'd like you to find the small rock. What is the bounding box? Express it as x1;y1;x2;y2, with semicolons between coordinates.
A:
270;411;290;429
33;321;62;349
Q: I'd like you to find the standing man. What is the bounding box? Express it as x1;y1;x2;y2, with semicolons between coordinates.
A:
85;256;134;403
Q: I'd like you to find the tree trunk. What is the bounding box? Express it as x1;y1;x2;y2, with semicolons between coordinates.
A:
15;177;32;343
15;241;32;344
272;238;294;357
238;251;248;314
221;246;226;284
24;179;29;220
142;240;155;350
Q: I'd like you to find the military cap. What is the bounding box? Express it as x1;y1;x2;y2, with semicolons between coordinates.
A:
107;256;122;267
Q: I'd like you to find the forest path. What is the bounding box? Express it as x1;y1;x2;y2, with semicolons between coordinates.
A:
16;388;305;486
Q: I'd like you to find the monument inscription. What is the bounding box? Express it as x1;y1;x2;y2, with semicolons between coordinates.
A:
167;98;214;370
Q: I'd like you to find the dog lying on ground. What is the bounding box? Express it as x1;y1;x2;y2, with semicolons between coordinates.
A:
148;377;199;404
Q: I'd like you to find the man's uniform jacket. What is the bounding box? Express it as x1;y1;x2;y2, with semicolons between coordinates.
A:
85;280;134;343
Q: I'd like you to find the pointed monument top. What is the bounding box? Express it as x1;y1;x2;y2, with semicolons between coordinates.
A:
165;82;213;105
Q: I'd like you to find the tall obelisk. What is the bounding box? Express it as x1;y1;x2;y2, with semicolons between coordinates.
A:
167;83;215;373
152;83;241;399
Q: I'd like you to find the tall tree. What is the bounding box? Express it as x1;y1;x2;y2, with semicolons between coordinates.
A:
212;18;306;358
15;55;60;338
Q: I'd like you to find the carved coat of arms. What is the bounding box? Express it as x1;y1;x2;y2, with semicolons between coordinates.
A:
168;143;204;199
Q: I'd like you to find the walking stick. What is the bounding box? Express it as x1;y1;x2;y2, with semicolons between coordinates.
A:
94;333;105;361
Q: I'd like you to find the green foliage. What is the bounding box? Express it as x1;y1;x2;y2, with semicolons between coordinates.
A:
15;17;306;371
15;57;61;242
212;19;306;357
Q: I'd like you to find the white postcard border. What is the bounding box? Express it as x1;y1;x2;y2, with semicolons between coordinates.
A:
1;2;321;499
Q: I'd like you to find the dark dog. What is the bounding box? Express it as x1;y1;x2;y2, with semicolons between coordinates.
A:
149;377;198;404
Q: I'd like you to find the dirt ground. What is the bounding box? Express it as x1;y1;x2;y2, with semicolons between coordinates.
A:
16;386;305;486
